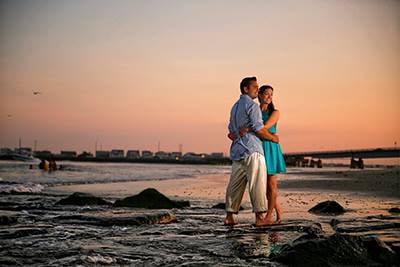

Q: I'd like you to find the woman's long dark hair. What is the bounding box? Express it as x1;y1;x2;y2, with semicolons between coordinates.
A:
258;85;275;115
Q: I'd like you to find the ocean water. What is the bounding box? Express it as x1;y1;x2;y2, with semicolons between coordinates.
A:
1;159;389;194
0;161;231;192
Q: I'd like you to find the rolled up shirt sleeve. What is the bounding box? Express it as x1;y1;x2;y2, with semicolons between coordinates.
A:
247;103;264;132
228;110;235;133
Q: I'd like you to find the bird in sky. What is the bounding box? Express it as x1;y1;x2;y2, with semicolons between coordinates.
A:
33;90;41;95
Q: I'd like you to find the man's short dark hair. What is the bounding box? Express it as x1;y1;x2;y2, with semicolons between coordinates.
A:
240;77;257;94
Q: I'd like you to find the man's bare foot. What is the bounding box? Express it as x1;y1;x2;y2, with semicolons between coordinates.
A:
224;214;236;226
275;219;282;224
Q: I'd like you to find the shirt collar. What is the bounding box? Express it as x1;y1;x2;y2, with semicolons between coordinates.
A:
240;94;253;101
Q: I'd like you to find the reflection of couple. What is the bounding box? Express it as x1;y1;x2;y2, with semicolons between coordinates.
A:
224;77;286;227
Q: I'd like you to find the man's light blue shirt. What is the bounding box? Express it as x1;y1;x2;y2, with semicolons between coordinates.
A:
228;94;265;161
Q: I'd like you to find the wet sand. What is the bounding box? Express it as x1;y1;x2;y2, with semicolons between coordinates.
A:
49;167;400;221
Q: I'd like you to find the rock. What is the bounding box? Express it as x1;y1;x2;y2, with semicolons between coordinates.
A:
82;254;115;265
0;201;20;211
305;222;324;236
0;211;18;225
308;200;345;215
271;233;398;266
0;257;21;266
389;207;400;214
335;221;400;233
55;192;111;206
228;220;324;236
212;203;244;211
0;227;49;239
113;188;190;209
53;210;177;226
330;218;340;228
391;243;400;256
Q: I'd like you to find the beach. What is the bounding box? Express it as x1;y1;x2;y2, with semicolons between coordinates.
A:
49;167;400;220
1;163;399;266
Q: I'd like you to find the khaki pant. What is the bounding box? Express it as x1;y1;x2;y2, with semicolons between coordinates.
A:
225;152;267;213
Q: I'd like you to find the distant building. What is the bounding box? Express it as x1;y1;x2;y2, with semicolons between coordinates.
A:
183;152;206;161
0;148;13;155
110;149;124;158
126;150;140;159
34;150;53;157
141;150;153;159
170;152;182;160
60;151;77;158
77;151;93;158
15;147;33;156
208;152;224;159
154;151;170;160
96;150;110;159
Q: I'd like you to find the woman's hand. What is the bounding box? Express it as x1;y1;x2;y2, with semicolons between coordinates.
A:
239;127;250;137
271;134;279;143
227;132;237;141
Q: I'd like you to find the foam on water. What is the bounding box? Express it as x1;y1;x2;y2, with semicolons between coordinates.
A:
0;182;44;194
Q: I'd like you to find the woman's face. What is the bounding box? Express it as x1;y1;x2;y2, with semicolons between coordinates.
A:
258;88;273;104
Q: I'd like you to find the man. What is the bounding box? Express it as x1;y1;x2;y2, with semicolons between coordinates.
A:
224;76;279;227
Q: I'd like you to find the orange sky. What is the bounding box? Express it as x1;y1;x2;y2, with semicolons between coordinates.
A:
1;0;399;155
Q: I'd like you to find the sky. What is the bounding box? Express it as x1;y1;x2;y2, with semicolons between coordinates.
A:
1;0;399;155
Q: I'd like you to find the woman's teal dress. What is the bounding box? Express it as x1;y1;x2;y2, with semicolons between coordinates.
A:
261;111;286;175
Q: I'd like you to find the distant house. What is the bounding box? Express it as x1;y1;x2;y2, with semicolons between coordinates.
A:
110;149;124;159
126;150;140;159
96;150;110;159
141;150;153;159
60;151;77;158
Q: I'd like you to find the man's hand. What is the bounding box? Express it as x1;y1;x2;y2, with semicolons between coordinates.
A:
227;132;237;141
239;127;250;137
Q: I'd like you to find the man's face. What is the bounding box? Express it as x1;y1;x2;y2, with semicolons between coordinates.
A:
244;80;259;99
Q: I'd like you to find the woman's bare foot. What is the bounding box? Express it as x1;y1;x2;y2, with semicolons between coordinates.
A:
255;215;275;227
275;206;282;224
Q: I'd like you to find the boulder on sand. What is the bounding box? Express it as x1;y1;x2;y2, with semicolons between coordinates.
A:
113;188;190;209
0;211;19;225
388;207;400;214
308;200;345;215
55;192;111;206
271;233;398;266
54;210;177;226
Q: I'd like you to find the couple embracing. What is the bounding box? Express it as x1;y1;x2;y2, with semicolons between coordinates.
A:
224;76;286;227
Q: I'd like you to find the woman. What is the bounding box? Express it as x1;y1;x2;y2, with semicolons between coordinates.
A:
228;85;286;224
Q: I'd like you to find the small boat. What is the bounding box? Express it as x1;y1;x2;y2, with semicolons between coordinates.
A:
0;149;40;162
